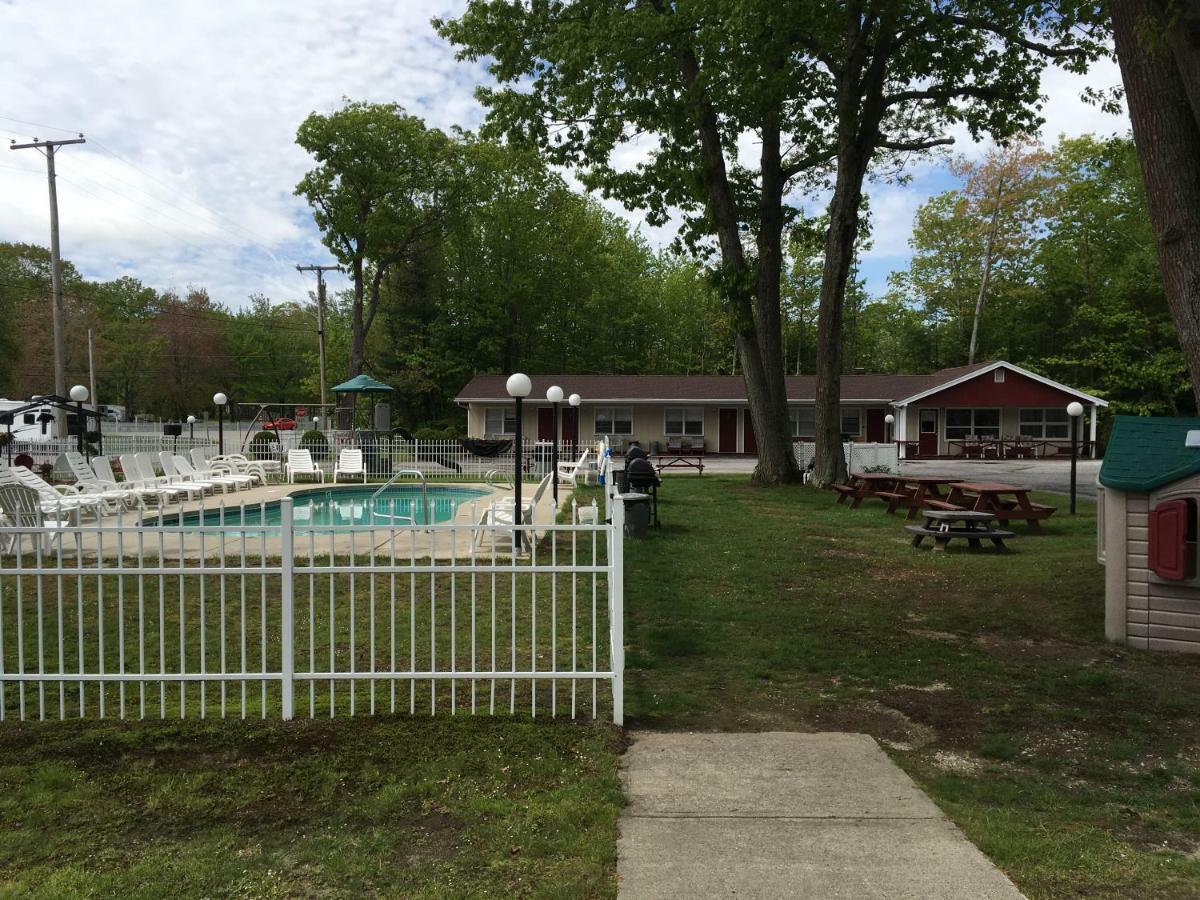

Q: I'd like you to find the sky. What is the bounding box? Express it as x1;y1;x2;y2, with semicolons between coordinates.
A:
0;1;1132;306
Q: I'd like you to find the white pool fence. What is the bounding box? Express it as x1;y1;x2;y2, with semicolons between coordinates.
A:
793;441;899;475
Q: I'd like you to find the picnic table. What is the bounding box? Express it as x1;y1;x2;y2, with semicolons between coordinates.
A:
832;472;906;511
905;509;1015;551
891;475;956;519
654;455;704;475
945;481;1056;530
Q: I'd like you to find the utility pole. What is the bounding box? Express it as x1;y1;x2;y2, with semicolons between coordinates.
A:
10;134;86;437
87;328;97;408
296;263;339;431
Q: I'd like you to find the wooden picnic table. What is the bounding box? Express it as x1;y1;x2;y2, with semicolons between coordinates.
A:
945;481;1057;530
832;472;905;511
906;509;1015;551
654;455;704;475
891;475;957;519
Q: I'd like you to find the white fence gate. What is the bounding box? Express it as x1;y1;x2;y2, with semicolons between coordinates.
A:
793;441;899;474
0;497;625;724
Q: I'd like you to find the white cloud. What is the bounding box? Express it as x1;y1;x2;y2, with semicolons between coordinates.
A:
0;3;1131;306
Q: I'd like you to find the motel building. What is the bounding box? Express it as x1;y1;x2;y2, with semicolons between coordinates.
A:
456;360;1107;459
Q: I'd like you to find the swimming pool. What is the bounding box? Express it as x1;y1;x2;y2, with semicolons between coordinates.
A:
162;485;491;529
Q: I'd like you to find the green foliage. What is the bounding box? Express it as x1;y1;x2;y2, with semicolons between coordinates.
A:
298;429;327;450
249;430;280;460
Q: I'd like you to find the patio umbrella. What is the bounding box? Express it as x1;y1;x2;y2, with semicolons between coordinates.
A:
331;374;395;430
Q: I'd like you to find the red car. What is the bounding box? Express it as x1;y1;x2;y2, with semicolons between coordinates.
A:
262;417;298;431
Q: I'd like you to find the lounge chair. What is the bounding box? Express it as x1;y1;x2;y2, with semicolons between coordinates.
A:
0;465;108;518
475;472;552;550
171;453;253;492
95;456;180;506
127;454;207;500
556;448;590;486
286;449;324;483
62;451;141;509
334;448;366;482
194;448;272;484
0;483;74;554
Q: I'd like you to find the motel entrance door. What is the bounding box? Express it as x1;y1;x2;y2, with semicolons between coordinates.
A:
918;409;938;457
718;408;739;453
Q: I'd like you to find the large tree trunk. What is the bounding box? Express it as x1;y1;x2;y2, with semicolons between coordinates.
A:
1112;0;1200;408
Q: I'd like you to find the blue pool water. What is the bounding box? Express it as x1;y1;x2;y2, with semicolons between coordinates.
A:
163;486;490;529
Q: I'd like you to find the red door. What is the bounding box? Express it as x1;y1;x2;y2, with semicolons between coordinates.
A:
561;408;579;446
743;410;758;455
537;407;555;442
866;408;886;443
1150;499;1196;581
718;408;738;453
918;409;938;456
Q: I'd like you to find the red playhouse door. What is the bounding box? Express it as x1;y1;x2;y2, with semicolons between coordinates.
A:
866;408;886;443
537;407;555;442
918;409;938;456
743;410;758;455
718;408;739;453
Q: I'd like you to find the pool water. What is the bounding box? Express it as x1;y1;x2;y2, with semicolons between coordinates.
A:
165;486;490;529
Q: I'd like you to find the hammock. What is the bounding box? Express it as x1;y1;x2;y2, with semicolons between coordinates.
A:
460;437;513;458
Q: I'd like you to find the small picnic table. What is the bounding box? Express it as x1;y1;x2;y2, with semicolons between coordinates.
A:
654;455;704;475
906;509;1015;551
945;481;1056;530
891;475;956;519
832;472;906;511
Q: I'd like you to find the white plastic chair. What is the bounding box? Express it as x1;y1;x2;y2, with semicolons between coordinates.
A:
556;448;591;486
286;449;324;483
0;483;73;554
334;448;365;482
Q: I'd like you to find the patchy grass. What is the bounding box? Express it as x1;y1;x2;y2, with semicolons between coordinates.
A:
0;717;622;898
589;475;1200;900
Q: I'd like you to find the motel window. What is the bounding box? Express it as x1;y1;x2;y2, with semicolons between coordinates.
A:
664;406;704;436
484;407;517;436
1019;407;1070;439
840;406;861;437
790;406;815;437
594;406;633;436
945;408;1001;440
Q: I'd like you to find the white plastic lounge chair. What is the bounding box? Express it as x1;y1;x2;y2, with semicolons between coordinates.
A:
62;451;141;508
334;448;366;483
0;483;73;554
475;473;552;550
556;448;590;486
193;448;268;485
96;456;179;505
129;454;207;500
158;452;223;493
286;449;324;483
0;465;107;518
176;454;253;490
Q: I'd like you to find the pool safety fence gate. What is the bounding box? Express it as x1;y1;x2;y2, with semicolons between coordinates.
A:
0;495;625;725
793;441;899;475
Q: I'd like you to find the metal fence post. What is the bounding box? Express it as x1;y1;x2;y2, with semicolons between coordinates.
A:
279;496;295;721
609;494;625;726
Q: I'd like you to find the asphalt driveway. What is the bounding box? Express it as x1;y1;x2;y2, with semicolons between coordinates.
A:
900;457;1101;499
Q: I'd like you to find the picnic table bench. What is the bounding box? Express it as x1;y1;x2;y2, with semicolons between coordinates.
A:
833;473;900;510
905;510;1015;552
945;481;1056;530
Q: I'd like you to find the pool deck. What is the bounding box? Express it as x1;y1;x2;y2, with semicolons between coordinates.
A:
57;480;573;561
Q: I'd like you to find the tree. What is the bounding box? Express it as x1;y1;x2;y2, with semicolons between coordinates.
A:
437;1;1103;485
295;101;465;424
89;276;160;416
1111;0;1200;408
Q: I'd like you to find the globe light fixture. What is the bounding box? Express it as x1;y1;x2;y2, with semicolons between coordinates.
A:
506;373;532;398
568;393;581;407
69;384;89;402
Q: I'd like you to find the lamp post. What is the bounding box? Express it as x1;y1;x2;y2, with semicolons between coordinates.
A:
569;392;581;465
213;392;228;455
884;413;896;467
187;414;196;443
547;385;564;506
507;373;532;552
69;384;88;456
1067;401;1083;515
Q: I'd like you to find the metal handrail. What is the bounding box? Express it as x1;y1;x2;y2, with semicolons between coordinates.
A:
371;468;428;524
484;468;513;489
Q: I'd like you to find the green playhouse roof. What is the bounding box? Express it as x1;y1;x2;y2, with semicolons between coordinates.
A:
331;374;394;393
1099;415;1200;492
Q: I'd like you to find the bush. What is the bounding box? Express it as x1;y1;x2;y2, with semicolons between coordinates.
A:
299;429;327;450
412;423;465;441
0;432;11;448
248;430;280;460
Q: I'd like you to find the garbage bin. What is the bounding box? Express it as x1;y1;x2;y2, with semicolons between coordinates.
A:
615;468;630;493
618;492;651;538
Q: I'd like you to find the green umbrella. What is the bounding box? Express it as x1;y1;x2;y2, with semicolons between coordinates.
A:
332;374;394;430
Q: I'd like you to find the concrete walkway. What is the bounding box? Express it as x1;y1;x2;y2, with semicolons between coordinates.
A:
617;732;1024;899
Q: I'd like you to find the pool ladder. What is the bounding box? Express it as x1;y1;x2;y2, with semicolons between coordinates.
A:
371;468;428;525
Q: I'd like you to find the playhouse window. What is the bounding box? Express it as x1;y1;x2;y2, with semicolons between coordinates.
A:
1149;498;1198;582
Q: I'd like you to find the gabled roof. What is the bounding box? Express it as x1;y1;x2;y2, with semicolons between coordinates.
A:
892;361;1108;407
1100;416;1200;492
456;361;1102;406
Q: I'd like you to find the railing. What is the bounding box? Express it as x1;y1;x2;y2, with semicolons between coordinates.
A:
0;494;625;724
792;441;899;474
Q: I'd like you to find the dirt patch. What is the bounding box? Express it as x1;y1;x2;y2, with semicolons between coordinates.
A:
973;632;1098;665
401;810;462;863
907;628;963;642
930;750;982;775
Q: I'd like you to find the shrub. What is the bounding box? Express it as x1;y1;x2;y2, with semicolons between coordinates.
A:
0;432;11;448
299;429;327;450
248;430;280;460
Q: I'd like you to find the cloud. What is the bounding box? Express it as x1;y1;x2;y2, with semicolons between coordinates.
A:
0;3;1132;308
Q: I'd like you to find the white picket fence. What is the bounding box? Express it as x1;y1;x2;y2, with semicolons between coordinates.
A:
793;441;899;474
0;495;625;724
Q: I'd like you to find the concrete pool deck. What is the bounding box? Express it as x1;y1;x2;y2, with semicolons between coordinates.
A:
53;480;572;561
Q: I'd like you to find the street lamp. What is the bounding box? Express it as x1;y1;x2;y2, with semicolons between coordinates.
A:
186;414;196;442
213;392;228;455
569;392;582;462
69;384;89;456
1067;401;1084;515
547;385;564;506
884;413;896;463
507;373;532;552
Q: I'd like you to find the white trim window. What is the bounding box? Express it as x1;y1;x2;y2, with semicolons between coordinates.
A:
594;406;633;436
484;406;517;436
1019;407;1070;439
840;406;862;437
664;406;704;436
790;405;815;437
945;408;1001;440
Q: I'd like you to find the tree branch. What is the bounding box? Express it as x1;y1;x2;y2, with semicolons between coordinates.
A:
939;14;1088;59
883;84;1007;107
877;137;955;152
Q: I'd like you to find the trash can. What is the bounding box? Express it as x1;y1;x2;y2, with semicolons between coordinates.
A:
615;468;630;493
618;492;651;538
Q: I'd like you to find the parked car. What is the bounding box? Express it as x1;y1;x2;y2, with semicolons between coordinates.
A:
262;417;298;431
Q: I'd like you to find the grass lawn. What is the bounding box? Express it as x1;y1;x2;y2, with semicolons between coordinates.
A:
597;475;1200;900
